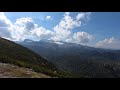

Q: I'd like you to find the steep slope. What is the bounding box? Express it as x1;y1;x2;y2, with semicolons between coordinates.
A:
0;63;51;78
19;39;120;78
0;37;69;78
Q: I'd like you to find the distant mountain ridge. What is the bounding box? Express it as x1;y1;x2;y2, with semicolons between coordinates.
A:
18;39;120;78
0;37;70;78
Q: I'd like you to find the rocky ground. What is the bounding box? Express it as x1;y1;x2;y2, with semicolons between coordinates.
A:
0;62;51;78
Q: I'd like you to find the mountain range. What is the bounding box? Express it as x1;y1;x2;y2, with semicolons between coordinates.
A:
18;39;120;78
0;37;70;78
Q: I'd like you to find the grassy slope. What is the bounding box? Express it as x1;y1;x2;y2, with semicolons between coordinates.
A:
0;38;70;78
0;62;51;78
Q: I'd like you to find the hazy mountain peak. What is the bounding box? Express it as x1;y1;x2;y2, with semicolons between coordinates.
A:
24;39;33;42
0;37;69;78
53;41;63;45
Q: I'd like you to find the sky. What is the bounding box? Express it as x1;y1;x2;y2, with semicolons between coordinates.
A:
0;12;120;50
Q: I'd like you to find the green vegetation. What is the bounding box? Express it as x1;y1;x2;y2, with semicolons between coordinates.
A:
19;40;120;78
0;37;70;78
2;37;120;78
0;63;51;78
64;60;120;78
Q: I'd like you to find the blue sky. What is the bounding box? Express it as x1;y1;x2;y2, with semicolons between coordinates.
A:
78;12;120;44
0;12;120;49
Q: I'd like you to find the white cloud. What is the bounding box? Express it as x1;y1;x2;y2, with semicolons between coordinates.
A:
54;41;63;45
0;12;12;39
46;16;52;20
0;12;12;27
76;12;91;21
53;12;91;42
10;17;55;41
54;12;81;36
65;38;73;43
76;13;86;21
62;12;81;30
65;12;70;16
30;26;54;40
54;25;71;38
10;17;39;41
0;12;92;44
51;35;61;41
95;37;120;50
10;25;25;41
15;17;37;30
73;32;94;44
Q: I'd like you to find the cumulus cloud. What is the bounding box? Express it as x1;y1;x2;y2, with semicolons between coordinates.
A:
76;13;86;21
65;38;73;43
54;12;81;38
53;12;91;42
73;32;94;44
10;25;25;41
76;12;91;21
46;16;52;20
0;12;12;39
15;17;37;30
51;35;61;41
54;25;71;38
10;17;55;41
0;12;93;45
0;12;12;27
54;41;63;45
10;17;39;41
95;37;120;50
56;12;81;30
30;26;54;40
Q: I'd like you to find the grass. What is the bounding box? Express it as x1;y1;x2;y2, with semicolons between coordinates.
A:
0;63;51;78
0;37;71;78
